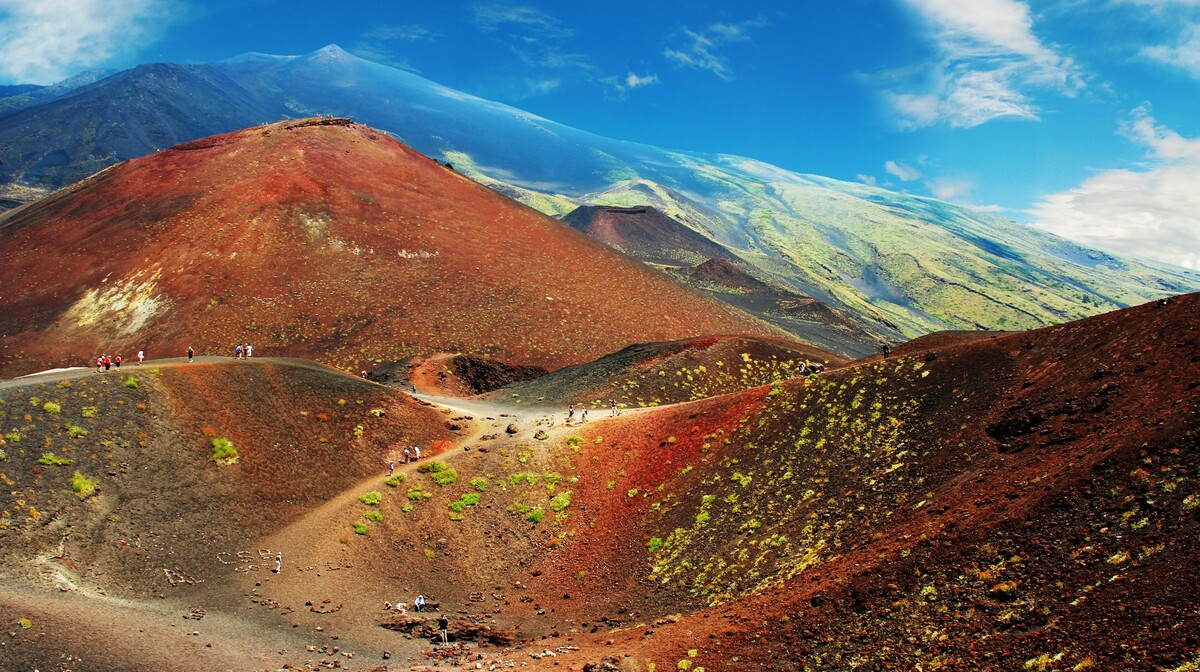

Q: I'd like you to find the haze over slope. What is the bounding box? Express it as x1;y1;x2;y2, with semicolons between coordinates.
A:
1;45;1194;342
0;118;770;378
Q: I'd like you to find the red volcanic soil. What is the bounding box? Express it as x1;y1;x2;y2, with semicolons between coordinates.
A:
687;257;772;293
0;118;773;379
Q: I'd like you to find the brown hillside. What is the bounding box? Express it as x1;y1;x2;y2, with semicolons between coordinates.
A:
561;204;734;265
0;118;772;379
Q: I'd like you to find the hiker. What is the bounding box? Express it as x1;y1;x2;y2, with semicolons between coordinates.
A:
114;354;122;370
96;355;104;373
581;408;588;423
881;343;891;359
246;343;253;358
402;446;411;464
388;458;395;475
411;384;416;394
104;355;112;372
414;594;426;612
187;346;194;363
610;399;618;417
412;445;422;460
567;404;575;424
235;343;243;359
437;614;449;645
137;349;144;365
274;551;282;574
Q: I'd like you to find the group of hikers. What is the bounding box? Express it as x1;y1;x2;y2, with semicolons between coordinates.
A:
387;445;423;474
95;350;145;372
385;594;450;644
234;343;253;359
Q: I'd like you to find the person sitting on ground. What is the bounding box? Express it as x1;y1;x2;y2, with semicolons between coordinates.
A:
414;594;426;612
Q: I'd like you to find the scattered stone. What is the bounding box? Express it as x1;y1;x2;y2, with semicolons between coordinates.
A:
505;424;519;435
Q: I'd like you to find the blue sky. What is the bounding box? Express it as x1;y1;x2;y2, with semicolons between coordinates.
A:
1;0;1198;268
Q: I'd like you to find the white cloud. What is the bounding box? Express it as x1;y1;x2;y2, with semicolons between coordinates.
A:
857;173;878;187
625;72;659;88
1142;20;1200;77
926;176;974;200
0;0;172;84
1031;105;1200;269
1110;0;1200;78
472;3;571;39
885;160;921;181
664;16;768;81
880;0;1082;129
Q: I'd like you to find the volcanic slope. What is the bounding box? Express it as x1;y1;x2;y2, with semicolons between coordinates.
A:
0;118;774;378
515;293;1200;671
483;334;849;409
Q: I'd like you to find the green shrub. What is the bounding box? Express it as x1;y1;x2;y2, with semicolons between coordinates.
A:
526;508;544;523
358;491;382;506
418;461;447;473
470;476;488;492
353;424;364;437
549;491;572;512
461;492;481;507
80;406;97;418
647;537;664;553
211;437;238;466
544;472;562;486
38;453;72;466
431;468;458;487
401;503;414;513
65;424;87;438
449;500;466;513
385;473;407;487
3;431;19;443
124;377;138;389
42;401;61;414
353;522;368;535
363;510;383;522
70;472;98;499
0;448;6;461
566;435;583;448
406;488;425;501
449;512;464;522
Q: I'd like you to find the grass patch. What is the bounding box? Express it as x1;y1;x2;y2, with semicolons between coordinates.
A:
0;448;5;461
211;437;238;466
549;491;572;512
418;461;448;473
363;510;383;522
358;491;382;506
461;492;481;506
401;503;414;513
470;476;488;492
42;401;61;414
385;473;407;487
123;377;138;389
449;500;466;513
38;453;73;466
430;467;458;487
80;406;97;418
70;472;98;499
526;508;544;524
65;424;87;438
3;431;19;443
353;522;368;535
406;487;428;501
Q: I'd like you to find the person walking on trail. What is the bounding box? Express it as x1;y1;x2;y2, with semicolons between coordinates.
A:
413;445;422;460
235;344;243;359
388;458;395;475
96;355;104;373
402;446;411;464
581;408;588;423
437;614;449;645
610;399;618;417
246;343;253;358
274;551;282;574
137;349;144;366
881;343;891;359
187;346;194;363
114;354;122;370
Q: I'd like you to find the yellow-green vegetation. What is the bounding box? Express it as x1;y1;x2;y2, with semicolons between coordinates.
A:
65;424;87;438
358;491;382;506
526;508;543;523
211;437;238;466
549;490;572;512
470;476;488;492
3;431;19;443
353;522;367;535
431;467;457;486
363;510;383;522
80;406;97;418
69;472;98;499
385;473;407;487
38;453;72;466
42;401;60;414
123;377;138;389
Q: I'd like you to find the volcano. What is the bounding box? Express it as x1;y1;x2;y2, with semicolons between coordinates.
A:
0;118;774;378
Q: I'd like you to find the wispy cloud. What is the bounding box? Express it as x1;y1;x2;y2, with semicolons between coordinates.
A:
857;174;878;187
885;160;921;181
1031;104;1200;269
352;23;439;72
925;176;974;200
1112;0;1200;78
0;0;174;84
878;0;1083;129
664;16;769;81
603;71;660;97
472;3;572;40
